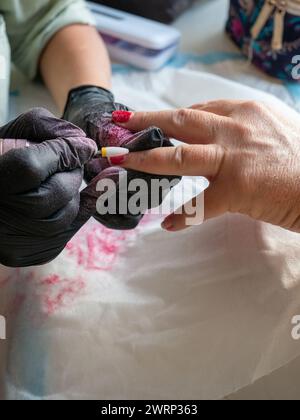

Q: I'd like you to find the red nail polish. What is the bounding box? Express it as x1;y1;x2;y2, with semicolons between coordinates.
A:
112;111;133;123
162;218;174;231
109;155;126;165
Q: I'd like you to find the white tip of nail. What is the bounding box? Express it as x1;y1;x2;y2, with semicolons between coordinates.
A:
101;147;129;158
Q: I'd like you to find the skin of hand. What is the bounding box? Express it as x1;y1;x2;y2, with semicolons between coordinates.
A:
112;100;300;233
40;24;112;112
0;108;97;267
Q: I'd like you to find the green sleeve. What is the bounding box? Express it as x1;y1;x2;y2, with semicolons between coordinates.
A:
1;0;95;80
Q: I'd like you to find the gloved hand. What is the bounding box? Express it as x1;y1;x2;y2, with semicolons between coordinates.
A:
63;85;181;230
0;108;97;267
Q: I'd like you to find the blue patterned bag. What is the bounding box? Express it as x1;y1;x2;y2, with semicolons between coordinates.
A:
226;0;300;81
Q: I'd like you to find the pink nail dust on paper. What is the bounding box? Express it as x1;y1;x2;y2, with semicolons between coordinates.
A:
66;220;136;272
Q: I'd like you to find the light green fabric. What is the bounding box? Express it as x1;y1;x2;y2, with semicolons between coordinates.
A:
0;0;94;124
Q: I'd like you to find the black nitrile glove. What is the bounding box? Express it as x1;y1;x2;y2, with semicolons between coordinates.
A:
0;108;97;267
63;85;181;230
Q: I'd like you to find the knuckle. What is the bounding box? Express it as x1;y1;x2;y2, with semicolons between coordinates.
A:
174;145;189;171
230;121;252;140
23;108;52;126
173;108;193;127
210;145;225;173
23;154;44;182
202;144;226;181
206;114;222;140
138;113;152;128
190;103;208;110
11;149;44;183
27;107;51;119
241;100;265;114
23;108;60;140
132;150;149;167
52;179;75;203
201;100;220;109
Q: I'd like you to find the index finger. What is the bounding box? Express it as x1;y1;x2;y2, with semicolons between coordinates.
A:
113;109;228;145
119;144;224;178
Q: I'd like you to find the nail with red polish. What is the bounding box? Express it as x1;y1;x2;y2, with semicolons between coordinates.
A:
109;155;127;165
112;111;133;124
162;217;174;231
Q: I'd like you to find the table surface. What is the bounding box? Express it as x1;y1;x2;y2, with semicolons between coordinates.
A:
174;0;232;54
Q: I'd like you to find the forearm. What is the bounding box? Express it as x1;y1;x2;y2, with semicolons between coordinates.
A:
40;24;112;112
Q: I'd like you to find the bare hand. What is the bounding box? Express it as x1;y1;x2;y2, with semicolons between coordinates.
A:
112;101;300;233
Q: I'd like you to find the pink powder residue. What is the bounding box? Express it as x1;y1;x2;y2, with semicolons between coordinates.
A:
0;269;86;318
98;116;134;148
66;222;136;271
41;274;60;286
41;276;85;316
0;215;158;319
35;224;136;316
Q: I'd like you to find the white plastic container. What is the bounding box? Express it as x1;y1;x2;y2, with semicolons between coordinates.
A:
87;2;181;70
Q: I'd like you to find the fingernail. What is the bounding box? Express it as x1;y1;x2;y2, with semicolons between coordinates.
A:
109;155;127;165
112;111;133;124
162;218;174;231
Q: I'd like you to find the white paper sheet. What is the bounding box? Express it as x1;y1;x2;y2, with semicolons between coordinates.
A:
1;63;300;400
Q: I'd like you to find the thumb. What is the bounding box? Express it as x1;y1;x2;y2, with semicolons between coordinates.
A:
161;183;228;231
